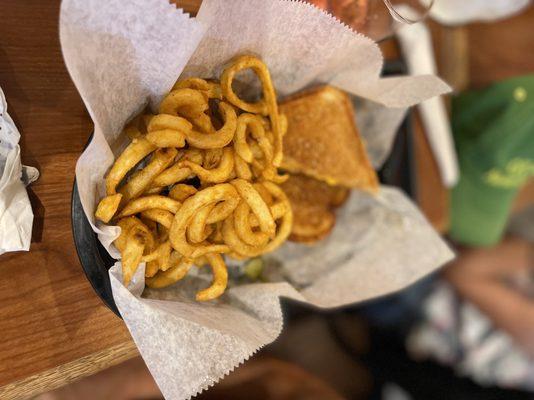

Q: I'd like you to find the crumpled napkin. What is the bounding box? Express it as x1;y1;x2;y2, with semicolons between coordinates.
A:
0;87;38;255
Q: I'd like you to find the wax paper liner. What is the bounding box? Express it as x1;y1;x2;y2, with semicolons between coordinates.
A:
0;87;36;255
60;0;454;398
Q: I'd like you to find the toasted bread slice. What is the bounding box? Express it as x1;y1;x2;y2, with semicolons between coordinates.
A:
279;86;378;192
290;206;336;244
281;174;348;243
281;174;349;209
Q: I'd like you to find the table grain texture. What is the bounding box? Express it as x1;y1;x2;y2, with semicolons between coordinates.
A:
0;1;533;399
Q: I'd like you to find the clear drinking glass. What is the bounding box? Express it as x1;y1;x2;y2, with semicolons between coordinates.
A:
307;0;435;41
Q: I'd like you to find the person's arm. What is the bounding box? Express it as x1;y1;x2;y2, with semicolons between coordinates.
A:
444;238;534;356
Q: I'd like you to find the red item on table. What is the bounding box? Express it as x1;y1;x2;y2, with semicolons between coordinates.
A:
307;0;369;32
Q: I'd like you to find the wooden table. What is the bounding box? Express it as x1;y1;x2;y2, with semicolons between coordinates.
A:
1;1;533;399
0;2;138;399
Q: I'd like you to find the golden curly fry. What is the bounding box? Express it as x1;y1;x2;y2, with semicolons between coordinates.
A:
105;138;156;195
179;147;234;184
259;181;293;253
205;196;240;224
115;216;155;255
221;182;292;258
119;147;177;204
195;253;228;301
169;184;237;258
173;77;222;100
151;165;191;187
119;195;181;217
159;88;208;119
234;152;253;180
230;179;275;237
249;202;288;228
168;184;198;202
188;203;215;244
150;149;203;188
145;114;191;148
233;113;269;163
234;201;270;247
148;114;193;133
100;55;293;300
220;55;283;166
144;186;164;195
121;232;145;286
140;209;174;229
221;215;263;257
145;254;193;289
145;130;185;148
279;114;288;137
95;193;122;223
191;113;215;134
233;114;284;183
253;183;274;205
203;148;223;169
185;102;237;149
139;215;157;233
142;240;172;276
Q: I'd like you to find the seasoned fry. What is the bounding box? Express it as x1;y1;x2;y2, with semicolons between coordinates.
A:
234;152;253;180
250;202;288;227
119;195;181;217
145;255;193;289
139;215;158;234
179;147;234;184
173;77;222;100
203;148;223;169
168;184;198;202
98;55;294;300
95;193;122;223
234;201;269;247
221;215;263;257
221;55;282;166
142;240;172;273
185;102;237;149
145;114;191;148
115;216;155;255
231;179;275;237
234;113;271;163
121;232;145;286
140;209;174;229
187;204;215;244
169;184;237;258
205;196;240;224
260;181;293;253
148;114;193;132
151;164;192;188
145;130;186;148
191;113;215;134
279;114;288;137
159;88;208;119
105;138;156;195
144;186;164;195
119;148;177;203
150;149;203;188
253;183;273;205
195;253;228;301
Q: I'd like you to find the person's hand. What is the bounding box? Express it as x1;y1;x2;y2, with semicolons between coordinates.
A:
443;237;534;355
445;237;533;287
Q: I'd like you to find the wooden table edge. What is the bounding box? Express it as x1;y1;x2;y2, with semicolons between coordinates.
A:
0;341;139;400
